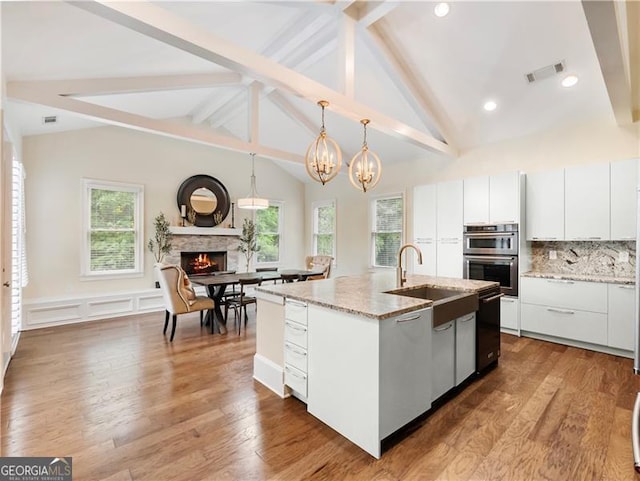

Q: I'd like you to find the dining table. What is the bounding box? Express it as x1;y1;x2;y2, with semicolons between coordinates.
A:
190;269;324;334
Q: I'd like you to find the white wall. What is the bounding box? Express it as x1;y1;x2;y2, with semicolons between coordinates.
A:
305;117;640;276
22;125;305;300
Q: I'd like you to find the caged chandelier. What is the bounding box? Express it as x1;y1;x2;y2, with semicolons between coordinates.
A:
305;100;342;185
349;119;382;192
237;153;268;210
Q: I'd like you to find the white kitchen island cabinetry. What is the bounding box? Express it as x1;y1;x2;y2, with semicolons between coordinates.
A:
431;320;455;401
308;305;432;458
564;162;610;241
455;313;476;385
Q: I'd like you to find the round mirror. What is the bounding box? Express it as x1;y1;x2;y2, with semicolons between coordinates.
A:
190;187;217;215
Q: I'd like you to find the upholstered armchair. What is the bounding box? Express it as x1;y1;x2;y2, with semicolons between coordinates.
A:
305;255;334;280
154;264;215;341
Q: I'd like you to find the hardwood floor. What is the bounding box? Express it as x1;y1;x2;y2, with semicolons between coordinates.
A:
2;311;640;480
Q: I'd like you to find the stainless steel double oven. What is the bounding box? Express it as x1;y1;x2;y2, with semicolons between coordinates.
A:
463;223;519;297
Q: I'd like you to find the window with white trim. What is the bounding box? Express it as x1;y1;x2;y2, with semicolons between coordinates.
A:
312;200;336;258
82;179;144;277
371;194;404;268
256;202;283;264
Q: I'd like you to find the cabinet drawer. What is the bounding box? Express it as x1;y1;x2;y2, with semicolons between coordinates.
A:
521;303;607;345
284;364;307;397
284;342;308;372
284;320;308;349
285;299;308;325
500;297;519;330
520;277;607;313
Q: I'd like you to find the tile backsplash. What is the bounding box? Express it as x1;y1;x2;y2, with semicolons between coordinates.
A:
531;241;636;278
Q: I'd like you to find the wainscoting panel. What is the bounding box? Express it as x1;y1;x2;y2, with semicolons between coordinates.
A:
23;289;165;330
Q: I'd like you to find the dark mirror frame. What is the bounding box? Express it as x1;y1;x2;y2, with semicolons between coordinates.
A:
177;175;231;227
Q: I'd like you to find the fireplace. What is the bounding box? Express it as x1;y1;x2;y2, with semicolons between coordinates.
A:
181;251;227;276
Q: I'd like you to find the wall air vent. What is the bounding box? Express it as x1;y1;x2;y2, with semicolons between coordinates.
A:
525;61;566;84
42;115;57;124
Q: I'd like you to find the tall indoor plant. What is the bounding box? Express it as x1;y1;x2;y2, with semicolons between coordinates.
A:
148;212;173;264
238;218;259;272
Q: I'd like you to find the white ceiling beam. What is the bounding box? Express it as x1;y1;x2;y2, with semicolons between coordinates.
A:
356;1;398;27
19;73;243;97
209;90;247;129
362;23;456;146
337;15;356;98
69;1;455;157
8;81;304;164
190;87;243;125
626;2;639;121
248;82;261;146
267;90;318;138
582;0;633;125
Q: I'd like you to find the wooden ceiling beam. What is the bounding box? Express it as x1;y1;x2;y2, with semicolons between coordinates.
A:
69;0;455;157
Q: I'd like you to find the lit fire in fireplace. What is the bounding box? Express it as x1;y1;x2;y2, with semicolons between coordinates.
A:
190;253;217;273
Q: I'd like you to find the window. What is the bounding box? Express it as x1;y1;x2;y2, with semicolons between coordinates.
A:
312;200;336;258
255;202;282;264
82;179;144;278
371;194;404;267
10;145;27;346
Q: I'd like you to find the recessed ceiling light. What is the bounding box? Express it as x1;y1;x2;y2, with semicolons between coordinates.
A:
483;100;497;112
434;2;450;17
561;74;579;88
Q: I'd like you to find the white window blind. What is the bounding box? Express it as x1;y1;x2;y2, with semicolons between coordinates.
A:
371;195;403;267
82;180;144;277
313;200;336;258
11;154;27;338
256;202;282;264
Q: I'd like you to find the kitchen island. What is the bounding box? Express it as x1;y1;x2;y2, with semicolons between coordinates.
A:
253;272;498;458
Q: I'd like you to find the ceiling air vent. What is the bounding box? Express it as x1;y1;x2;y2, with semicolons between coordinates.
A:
525;61;565;84
42;115;57;125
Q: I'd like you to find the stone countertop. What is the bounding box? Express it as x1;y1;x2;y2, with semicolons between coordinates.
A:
256;272;499;320
521;271;635;285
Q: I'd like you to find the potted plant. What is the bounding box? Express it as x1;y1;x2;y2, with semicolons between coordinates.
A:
148;212;173;264
238;218;259;272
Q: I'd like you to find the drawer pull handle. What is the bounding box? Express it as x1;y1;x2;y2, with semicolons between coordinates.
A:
633;393;640;473
532;237;558;240
482;293;504;303
285;344;307;356
502;298;515;303
397;314;421;323
285;366;307;380
434;323;453;332
461;315;474;323
619;285;635;290
286;300;307;308
547;279;575;284
547;308;575;315
285;322;307;333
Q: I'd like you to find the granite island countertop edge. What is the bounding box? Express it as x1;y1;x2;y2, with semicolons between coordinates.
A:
521;271;635;285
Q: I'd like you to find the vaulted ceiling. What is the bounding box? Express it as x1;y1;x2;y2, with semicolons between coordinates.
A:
3;1;638;181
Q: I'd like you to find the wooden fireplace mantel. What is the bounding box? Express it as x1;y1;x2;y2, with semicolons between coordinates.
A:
169;226;241;236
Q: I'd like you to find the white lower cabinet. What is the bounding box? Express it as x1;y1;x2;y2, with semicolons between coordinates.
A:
284;300;308;400
431;320;455;401
608;284;636;351
455;314;476;385
500;297;519;331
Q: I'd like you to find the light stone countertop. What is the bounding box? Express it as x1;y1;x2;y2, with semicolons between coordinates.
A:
521;271;634;285
256;272;499;320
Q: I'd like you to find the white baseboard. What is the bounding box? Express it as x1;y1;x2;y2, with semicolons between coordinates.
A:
23;289;165;330
521;330;633;359
253;353;288;398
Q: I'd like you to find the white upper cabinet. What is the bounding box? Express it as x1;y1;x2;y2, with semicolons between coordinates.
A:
489;172;521;224
565;162;610;240
437;180;463;239
463;176;489;224
413;184;437;275
526;169;565;241
463;172;520;225
610;158;638;240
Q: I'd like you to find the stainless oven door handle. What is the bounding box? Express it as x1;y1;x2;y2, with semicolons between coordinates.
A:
481;293;505;303
464;256;516;261
464;232;516;237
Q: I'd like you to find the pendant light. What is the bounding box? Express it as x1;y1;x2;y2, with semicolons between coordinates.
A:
349;119;382;193
238;153;268;210
305;100;342;185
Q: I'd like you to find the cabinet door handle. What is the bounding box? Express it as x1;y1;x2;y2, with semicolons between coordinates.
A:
547;279;574;284
285;322;307;333
619;285;635;290
285;344;307;356
286;300;307;308
573;237;602;240
396;314;421;323
532;237;558;240
502;298;515;303
285;366;307;380
461;315;474;323
434;323;453;331
619;236;635;240
547;308;575;315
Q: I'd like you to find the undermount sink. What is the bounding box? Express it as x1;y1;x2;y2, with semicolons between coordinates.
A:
386;286;479;327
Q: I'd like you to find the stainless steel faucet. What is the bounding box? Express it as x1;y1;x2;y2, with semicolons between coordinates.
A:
397;243;423;287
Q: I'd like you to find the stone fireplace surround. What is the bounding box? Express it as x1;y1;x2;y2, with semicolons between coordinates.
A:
165;234;241;273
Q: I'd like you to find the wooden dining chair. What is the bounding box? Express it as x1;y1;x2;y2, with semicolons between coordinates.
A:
280;273;301;283
224;277;262;334
256;266;278;284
